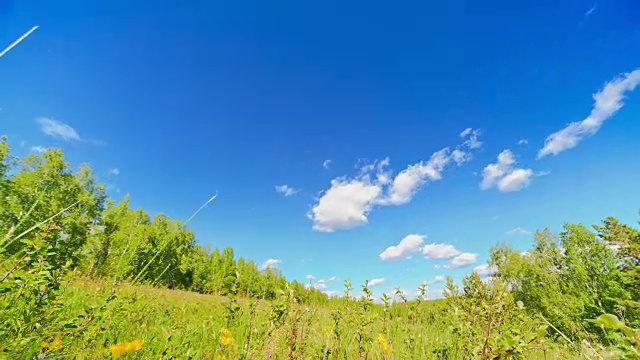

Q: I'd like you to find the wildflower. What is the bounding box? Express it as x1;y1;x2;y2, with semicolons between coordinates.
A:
377;333;393;355
111;339;144;357
219;328;234;346
41;337;62;351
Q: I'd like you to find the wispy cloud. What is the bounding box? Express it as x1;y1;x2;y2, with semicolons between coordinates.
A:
108;168;120;176
275;184;300;196
0;26;38;60
323;159;331;169
518;138;528;145
538;69;640;158
369;278;385;287
37;117;81;141
480;150;534;192
30;145;47;153
507;227;531;235
584;4;597;18
308;128;482;232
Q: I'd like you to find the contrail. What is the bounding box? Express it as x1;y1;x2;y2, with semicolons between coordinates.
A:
186;193;218;224
0;25;39;59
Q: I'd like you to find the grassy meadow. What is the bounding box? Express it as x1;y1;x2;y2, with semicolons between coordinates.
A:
1;138;639;359
26;278;576;359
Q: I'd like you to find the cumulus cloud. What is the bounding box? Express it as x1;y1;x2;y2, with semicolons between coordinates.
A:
433;275;445;283
275;185;300;196
448;253;479;268
379;234;426;261
538;69;640;158
309;129;482;232
480;150;534;192
473;263;497;277
307;175;383;232
507;227;531;235
323;159;331;169
422;243;461;259
261;258;281;269
305;274;316;280
37;117;81;141
369;278;385;287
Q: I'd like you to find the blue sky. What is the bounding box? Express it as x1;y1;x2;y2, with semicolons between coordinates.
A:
2;0;640;298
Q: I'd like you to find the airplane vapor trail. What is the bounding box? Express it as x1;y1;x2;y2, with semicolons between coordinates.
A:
0;25;39;59
186;194;218;224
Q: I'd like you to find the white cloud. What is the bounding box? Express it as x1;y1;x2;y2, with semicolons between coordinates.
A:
37;117;81;141
480;149;534;192
323;159;331;169
305;274;316;280
379;234;426;261
309;129;482;232
460;128;483;149
30;145;47;153
369;278;385;287
433;275;445;283
327;276;338;282
538;69;640;158
261;258;281;269
307;176;383;232
422;243;461;259
451;149;471;165
518;138;528;145
384;148;451;205
473;263;497;277
507;227;531;235
449;253;478;268
108;168;120;176
275;185;300;196
314;279;327;289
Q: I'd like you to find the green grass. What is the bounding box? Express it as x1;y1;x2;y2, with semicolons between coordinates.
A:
29;278;580;359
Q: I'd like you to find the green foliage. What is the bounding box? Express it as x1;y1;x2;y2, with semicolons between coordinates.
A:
444;272;548;359
1;135;639;358
491;222;634;340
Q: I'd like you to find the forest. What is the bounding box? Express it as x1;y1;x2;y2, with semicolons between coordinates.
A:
1;134;639;359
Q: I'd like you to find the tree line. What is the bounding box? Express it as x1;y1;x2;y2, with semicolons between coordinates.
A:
0;136;328;304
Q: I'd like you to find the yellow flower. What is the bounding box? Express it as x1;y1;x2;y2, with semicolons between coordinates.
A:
377;333;393;355
111;339;144;357
41;337;63;351
214;355;227;360
219;328;234;346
